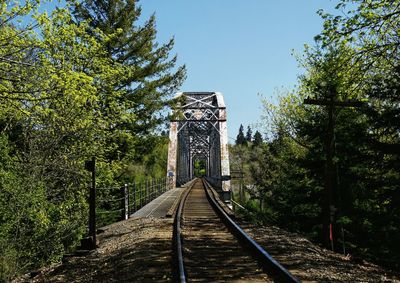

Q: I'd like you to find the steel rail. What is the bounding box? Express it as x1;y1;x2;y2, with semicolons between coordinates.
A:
202;179;300;283
173;182;195;283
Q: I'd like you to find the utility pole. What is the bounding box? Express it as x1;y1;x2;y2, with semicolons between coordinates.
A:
304;89;362;251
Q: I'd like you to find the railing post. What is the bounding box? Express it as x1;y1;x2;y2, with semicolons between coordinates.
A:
140;181;143;208
143;180;145;205
132;181;136;213
150;179;152;202
146;179;149;204
120;185;125;220
124;183;129;220
150;178;153;200
150;178;153;202
89;158;96;246
149;179;152;201
152;178;155;199
83;156;96;250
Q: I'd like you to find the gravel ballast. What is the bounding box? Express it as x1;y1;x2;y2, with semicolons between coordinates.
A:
13;215;400;282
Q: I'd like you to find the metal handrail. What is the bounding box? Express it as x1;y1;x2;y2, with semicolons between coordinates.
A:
95;177;168;225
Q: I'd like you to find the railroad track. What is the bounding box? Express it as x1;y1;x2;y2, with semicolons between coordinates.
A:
173;178;299;282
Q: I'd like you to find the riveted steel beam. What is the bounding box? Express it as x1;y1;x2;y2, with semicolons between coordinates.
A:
167;92;231;194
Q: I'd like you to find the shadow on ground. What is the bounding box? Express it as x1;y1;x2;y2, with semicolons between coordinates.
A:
28;218;173;283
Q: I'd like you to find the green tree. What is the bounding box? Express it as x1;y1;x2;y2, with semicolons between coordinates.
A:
235;124;246;145
245;125;252;143
0;1;183;280
0;3;124;279
72;0;186;163
231;0;400;270
316;0;400;72
315;0;400;267
252;130;263;147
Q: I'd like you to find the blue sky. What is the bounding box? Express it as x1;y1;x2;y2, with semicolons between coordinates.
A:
41;0;340;140
138;0;339;140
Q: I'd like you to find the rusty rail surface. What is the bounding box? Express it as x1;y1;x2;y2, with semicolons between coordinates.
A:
173;178;299;282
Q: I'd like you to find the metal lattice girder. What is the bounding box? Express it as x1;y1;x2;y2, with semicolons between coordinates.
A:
167;92;231;192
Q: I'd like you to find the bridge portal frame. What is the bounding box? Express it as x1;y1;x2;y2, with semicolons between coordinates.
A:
167;92;230;196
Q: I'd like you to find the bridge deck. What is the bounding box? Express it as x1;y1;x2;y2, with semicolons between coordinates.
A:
130;187;184;218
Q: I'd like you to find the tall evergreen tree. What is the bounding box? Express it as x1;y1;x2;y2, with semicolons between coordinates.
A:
236;124;246;145
245;125;252;142
73;0;186;161
253;130;263;147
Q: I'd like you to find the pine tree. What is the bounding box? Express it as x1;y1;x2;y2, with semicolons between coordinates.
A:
236;124;246;145
73;0;186;160
253;131;263;147
245;125;252;142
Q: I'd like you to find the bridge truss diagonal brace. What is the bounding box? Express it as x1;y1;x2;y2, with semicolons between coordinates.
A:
167;92;231;194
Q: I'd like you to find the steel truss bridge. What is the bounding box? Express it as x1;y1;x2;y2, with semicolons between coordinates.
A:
167;92;231;199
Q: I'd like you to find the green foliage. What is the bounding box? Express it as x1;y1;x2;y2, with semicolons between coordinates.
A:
316;0;399;72
232;0;399;270
235;124;246;145
252;130;263;147
245;125;252;142
193;159;206;177
72;0;186;163
0;0;183;280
